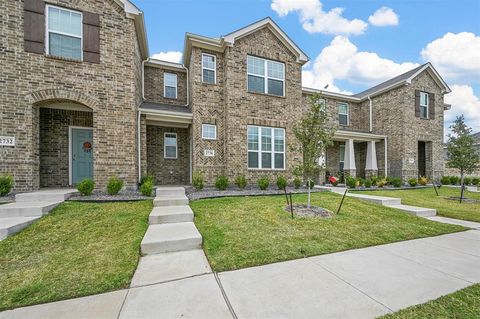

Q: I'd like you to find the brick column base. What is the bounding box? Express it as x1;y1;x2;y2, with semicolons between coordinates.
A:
343;169;356;178
365;169;378;180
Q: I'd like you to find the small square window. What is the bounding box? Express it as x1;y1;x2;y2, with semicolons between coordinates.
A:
202;124;217;139
164;73;177;99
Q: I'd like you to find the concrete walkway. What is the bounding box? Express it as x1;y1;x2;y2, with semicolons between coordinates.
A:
1;229;479;319
0;189;77;240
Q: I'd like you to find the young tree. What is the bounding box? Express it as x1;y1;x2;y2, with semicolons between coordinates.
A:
292;93;335;207
446;115;480;202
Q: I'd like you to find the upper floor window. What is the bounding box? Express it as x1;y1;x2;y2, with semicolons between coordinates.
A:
247;126;285;170
46;5;82;60
164;73;177;99
202;53;216;84
247;55;285;97
202;124;217;140
338;103;349;125
164;133;177;159
420;92;429;119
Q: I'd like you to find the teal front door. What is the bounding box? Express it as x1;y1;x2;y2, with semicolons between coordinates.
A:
71;128;93;184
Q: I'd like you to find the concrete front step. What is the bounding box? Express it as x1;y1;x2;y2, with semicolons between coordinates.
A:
15;189;78;202
155;186;187;196
149;205;194;224
153;195;189;207
386;204;437;217
141;222;202;255
0;216;41;240
347;193;402;206
0;201;61;218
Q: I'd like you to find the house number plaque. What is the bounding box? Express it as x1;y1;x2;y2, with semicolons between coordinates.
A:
0;136;15;146
204;149;215;157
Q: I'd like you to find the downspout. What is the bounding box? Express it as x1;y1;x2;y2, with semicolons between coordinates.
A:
138;58;148;184
368;95;373;132
182;64;192;183
384;136;388;178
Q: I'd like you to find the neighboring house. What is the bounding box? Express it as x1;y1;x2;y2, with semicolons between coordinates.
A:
444;132;480;177
0;0;452;192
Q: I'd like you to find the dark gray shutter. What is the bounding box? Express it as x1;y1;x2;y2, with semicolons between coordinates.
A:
429;93;435;119
414;89;420;118
24;0;45;54
83;11;100;63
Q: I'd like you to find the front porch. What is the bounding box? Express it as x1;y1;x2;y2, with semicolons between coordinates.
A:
325;130;387;181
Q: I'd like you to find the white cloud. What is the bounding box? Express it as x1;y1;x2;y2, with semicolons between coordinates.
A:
368;7;399;26
445;85;480;134
302;36;418;92
271;0;368;35
150;51;183;63
421;32;480;82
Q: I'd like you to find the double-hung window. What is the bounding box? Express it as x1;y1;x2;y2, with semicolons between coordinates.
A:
338;103;349;125
164;73;177;99
247;126;285;169
339;143;345;172
202;124;217;140
420;92;429;119
247;55;285;97
202;53;216;84
46;5;82;60
164;133;177;159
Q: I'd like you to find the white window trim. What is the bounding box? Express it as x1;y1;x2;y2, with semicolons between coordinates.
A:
420;91;429;119
201;124;217;140
164;132;178;159
339;143;345;166
164;72;177;99
247;125;285;170
201;53;216;84
338;102;349;126
247;55;285;97
45;4;83;60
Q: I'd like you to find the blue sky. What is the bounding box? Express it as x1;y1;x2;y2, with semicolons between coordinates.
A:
135;0;480;135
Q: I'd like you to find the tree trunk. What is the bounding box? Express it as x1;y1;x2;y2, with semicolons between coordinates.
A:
307;179;311;208
460;169;465;203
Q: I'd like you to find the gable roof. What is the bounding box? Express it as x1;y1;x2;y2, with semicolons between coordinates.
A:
183;17;309;65
353;62;451;99
115;0;149;59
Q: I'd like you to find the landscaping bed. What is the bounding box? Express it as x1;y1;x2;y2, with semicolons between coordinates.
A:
186;186;322;200
378;284;480;319
0;200;152;311
358;187;480;222
68;189;152;202
191;192;465;272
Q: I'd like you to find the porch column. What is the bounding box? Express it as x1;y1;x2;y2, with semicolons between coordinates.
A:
365;140;378;179
344;139;356;178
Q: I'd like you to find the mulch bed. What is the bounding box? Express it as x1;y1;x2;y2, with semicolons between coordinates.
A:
284;204;333;218
445;197;480;204
186;186;324;201
68;190;152;202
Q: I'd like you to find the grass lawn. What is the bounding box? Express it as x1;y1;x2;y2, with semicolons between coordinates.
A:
191;192;465;272
378;284;480;319
358;187;480;222
0;200;152;311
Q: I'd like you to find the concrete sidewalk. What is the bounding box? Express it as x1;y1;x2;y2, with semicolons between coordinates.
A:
1;230;479;319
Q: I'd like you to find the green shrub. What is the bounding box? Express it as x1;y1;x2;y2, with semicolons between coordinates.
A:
293;177;302;189
450;176;460;185
345;176;356;188
408;178;418;187
258;176;270;190
440;176;451;185
370;175;378;185
192;170;204;190
418;176;428;186
463;177;472;185
0;175;14;196
390;177;402;188
472;177;480;185
276;176;287;190
107;176;123;195
364;179;372;188
140;180;153;196
77;178;94;196
234;175;247;189
140;174;154;186
357;178;365;187
376;177;388;188
215;175;229;191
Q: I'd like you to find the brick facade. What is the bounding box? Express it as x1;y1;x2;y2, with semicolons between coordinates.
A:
144;65;188;106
